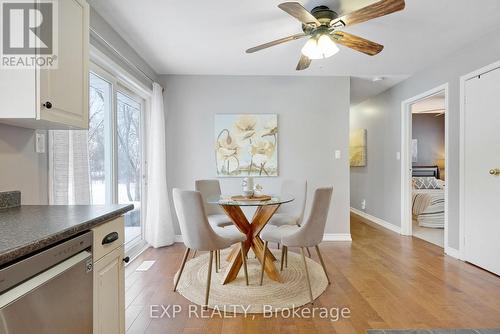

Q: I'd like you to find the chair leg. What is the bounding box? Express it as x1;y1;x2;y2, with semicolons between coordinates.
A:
191;250;197;259
280;245;285;272
277;242;280;249
306;247;312;258
300;247;314;304
315;245;331;284
216;250;219;272
204;251;214;310
218;250;221;271
240;242;249;285
260;241;268;286
285;246;288;268
173;247;190;292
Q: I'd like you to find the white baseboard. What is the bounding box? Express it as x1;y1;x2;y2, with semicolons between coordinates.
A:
350;207;401;234
445;246;461;259
174;233;352;242
323;233;352;241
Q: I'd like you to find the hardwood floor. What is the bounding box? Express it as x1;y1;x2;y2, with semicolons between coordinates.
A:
125;216;500;333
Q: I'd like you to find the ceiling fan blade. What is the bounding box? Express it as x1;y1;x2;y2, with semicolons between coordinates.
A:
296;54;311;71
246;33;307;53
331;0;405;28
278;2;321;27
331;31;384;56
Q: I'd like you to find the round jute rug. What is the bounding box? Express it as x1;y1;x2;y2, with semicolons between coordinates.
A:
174;249;328;313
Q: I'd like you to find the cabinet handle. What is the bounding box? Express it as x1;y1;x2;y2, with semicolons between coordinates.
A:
42;101;52;109
102;232;119;245
123;256;130;263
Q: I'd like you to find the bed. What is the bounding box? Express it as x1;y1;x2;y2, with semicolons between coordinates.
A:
411;166;444;228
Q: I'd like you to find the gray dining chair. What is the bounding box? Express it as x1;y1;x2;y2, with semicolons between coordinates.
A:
172;189;249;308
195;179;233;228
260;187;333;304
268;179;310;256
194;179;234;266
268;179;307;227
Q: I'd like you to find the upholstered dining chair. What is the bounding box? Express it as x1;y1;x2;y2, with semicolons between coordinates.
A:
268;179;307;227
195;179;233;228
194;179;234;266
259;187;333;304
172;189;249;308
268;179;310;256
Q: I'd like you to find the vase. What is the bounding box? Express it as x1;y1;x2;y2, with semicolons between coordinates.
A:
241;177;254;197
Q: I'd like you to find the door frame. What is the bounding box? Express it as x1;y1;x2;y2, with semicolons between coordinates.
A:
400;83;449;251
459;59;500;260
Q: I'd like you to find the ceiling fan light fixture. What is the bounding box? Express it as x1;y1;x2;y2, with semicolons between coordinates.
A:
301;34;339;60
317;34;339;58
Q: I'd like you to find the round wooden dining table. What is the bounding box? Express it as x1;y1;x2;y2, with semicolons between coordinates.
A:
207;195;294;285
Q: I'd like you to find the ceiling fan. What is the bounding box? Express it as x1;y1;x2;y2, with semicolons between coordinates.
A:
246;0;405;70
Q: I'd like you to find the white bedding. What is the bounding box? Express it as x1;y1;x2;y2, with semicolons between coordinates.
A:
412;188;444;228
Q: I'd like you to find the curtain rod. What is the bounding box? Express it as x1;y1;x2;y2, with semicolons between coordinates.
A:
89;27;161;90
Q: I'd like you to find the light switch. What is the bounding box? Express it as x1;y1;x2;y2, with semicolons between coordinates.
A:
334;150;341;159
35;133;46;153
396;152;401;160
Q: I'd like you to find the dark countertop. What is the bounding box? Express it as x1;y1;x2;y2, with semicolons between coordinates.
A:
0;204;134;267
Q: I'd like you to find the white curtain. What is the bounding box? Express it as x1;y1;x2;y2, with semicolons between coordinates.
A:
144;82;175;247
48;130;90;205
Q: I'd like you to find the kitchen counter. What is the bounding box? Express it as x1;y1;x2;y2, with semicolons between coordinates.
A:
0;204;133;267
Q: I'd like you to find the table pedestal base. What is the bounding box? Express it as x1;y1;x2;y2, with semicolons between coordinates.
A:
220;204;282;284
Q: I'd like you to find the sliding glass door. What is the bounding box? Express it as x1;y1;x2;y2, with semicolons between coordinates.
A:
88;69;145;247
116;90;143;244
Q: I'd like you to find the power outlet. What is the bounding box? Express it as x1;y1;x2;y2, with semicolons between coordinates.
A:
361;199;366;210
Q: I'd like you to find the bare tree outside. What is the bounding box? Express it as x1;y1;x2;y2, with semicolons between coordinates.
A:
117;92;142;231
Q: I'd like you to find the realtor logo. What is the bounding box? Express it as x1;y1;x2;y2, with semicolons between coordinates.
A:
1;0;58;68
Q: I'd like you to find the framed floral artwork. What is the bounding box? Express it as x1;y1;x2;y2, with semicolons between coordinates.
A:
214;114;278;177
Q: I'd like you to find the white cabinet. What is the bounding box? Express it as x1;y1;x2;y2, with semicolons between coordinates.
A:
92;217;126;334
0;0;89;129
93;246;125;334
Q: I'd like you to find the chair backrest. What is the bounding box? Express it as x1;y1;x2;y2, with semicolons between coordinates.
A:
278;179;307;224
172;188;227;251
282;187;333;247
195;179;224;216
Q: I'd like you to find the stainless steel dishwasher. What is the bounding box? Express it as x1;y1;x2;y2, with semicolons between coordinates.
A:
0;232;93;334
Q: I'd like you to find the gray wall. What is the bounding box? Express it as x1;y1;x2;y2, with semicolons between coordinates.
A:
412;114;445;167
0;7;158;205
0;125;48;204
161;75;351;236
89;6;159;86
350;25;500;250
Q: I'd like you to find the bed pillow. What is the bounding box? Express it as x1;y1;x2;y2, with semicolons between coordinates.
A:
413;177;441;189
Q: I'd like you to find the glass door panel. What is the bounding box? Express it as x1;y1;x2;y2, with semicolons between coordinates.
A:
88;73;112;205
116;91;143;244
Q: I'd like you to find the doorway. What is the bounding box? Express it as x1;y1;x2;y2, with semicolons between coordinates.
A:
401;84;449;250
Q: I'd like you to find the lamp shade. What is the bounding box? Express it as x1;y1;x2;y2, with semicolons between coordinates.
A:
301;34;339;60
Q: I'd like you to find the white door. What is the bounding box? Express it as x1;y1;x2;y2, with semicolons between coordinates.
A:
464;66;500;275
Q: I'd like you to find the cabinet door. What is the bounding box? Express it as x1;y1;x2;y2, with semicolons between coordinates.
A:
93;246;125;334
38;0;89;129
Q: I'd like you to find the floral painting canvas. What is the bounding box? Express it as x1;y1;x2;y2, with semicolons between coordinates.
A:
215;114;278;177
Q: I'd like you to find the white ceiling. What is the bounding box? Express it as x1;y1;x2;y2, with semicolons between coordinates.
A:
90;0;500;102
350;75;408;105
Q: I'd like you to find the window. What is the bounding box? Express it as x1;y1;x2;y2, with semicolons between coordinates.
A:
88;68;146;247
